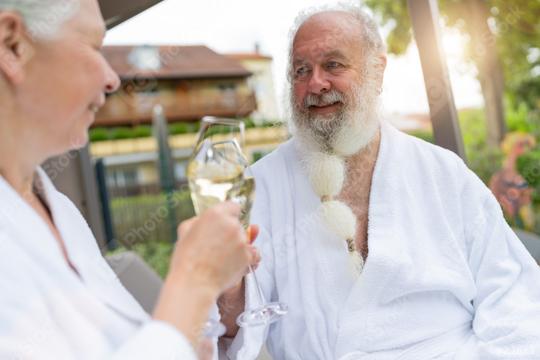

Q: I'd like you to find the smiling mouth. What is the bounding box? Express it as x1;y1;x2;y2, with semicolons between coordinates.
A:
308;102;341;110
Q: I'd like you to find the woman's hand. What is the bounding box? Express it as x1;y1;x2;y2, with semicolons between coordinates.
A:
153;202;257;347
170;202;255;294
216;224;262;338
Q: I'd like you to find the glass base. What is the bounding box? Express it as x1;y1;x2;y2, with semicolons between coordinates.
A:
236;302;288;327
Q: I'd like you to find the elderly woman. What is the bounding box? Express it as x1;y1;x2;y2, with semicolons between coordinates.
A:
0;0;257;358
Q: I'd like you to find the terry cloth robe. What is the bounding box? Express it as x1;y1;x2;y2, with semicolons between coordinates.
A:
0;168;197;359
222;121;540;360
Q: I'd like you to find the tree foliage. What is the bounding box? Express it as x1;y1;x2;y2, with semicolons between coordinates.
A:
364;0;540;106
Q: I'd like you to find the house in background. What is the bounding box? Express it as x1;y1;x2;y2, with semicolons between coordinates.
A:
95;45;257;126
92;45;286;192
227;46;280;122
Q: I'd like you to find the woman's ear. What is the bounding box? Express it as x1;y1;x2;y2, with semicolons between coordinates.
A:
0;12;34;85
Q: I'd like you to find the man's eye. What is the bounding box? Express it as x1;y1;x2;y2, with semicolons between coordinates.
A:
326;61;342;69
295;66;309;77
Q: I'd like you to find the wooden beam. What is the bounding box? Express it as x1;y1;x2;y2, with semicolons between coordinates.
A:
407;0;467;161
98;0;164;29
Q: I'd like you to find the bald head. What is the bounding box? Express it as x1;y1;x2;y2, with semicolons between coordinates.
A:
294;11;364;49
288;4;385;80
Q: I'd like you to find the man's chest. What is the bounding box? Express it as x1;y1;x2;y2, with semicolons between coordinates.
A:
337;184;371;257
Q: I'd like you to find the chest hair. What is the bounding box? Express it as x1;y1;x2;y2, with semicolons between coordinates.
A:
336;133;380;259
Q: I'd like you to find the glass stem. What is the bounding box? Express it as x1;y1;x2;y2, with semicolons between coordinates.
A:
248;264;266;306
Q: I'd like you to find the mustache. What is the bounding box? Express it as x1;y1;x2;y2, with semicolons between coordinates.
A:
303;90;345;108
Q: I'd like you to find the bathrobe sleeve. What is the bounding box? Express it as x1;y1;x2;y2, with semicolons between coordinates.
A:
456;170;540;359
0;233;197;360
220;166;277;359
110;321;198;359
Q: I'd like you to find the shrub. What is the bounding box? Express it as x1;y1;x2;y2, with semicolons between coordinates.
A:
517;150;540;189
407;129;433;143
108;241;173;279
89;127;110;142
110;127;135;140
459;108;503;184
243;117;256;129
132;125;152;138
169;123;189;135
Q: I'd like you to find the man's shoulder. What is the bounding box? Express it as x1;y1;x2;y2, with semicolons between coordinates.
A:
390;124;492;201
389;124;468;176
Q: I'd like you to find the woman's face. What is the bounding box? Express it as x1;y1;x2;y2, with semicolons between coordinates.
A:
17;0;119;156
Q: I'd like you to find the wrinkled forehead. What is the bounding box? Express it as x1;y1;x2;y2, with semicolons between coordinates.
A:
292;12;362;61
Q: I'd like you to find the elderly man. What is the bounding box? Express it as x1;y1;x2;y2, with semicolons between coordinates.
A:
0;0;257;358
218;4;540;359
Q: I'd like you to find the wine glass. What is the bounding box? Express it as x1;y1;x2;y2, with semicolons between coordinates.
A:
187;116;288;328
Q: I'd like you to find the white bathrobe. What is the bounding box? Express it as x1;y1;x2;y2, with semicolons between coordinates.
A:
223;122;540;359
0;168;196;359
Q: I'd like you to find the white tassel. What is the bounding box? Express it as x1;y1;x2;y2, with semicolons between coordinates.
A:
302;148;366;274
318;200;356;241
304;152;344;198
349;251;364;274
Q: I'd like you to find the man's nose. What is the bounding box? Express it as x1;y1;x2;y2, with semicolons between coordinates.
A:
307;66;330;95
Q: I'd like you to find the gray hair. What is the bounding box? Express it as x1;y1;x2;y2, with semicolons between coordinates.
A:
0;0;79;39
287;2;386;81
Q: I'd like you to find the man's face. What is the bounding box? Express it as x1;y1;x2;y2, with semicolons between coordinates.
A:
290;11;384;153
18;0;120;154
291;12;364;121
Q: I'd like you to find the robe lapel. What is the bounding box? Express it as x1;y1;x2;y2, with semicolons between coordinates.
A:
0;169;148;325
284;143;357;359
334;122;414;357
0;173;67;271
35;169;149;324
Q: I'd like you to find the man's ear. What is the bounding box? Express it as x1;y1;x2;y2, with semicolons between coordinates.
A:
375;53;387;93
0;12;34;85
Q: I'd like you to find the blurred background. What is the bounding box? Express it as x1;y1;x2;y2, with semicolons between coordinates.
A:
77;0;539;276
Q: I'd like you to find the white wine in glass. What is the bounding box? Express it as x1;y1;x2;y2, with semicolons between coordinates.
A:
187;117;287;328
187;142;255;228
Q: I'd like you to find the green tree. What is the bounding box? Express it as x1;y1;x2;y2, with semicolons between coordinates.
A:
365;0;540;146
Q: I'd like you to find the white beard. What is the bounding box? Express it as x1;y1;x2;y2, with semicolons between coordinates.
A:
287;79;381;275
289;81;381;156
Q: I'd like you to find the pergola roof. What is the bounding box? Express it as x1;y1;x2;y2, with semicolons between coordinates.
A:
99;0;164;29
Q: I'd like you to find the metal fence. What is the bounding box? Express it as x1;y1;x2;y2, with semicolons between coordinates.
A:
95;159;194;251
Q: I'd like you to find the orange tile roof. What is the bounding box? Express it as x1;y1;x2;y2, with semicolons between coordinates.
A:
226;53;273;61
102;45;252;80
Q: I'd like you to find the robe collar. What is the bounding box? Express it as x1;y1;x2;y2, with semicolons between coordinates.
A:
290;121;413;356
0;168;148;324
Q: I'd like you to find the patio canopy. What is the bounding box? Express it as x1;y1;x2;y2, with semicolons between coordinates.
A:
98;0;164;29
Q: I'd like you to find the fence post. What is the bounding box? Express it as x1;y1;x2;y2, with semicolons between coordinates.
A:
95;158;117;250
153;105;178;242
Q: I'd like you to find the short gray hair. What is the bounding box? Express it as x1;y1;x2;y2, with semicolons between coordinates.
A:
287;2;385;81
0;0;79;39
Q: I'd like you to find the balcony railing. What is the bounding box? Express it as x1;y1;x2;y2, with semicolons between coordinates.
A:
94;91;257;126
